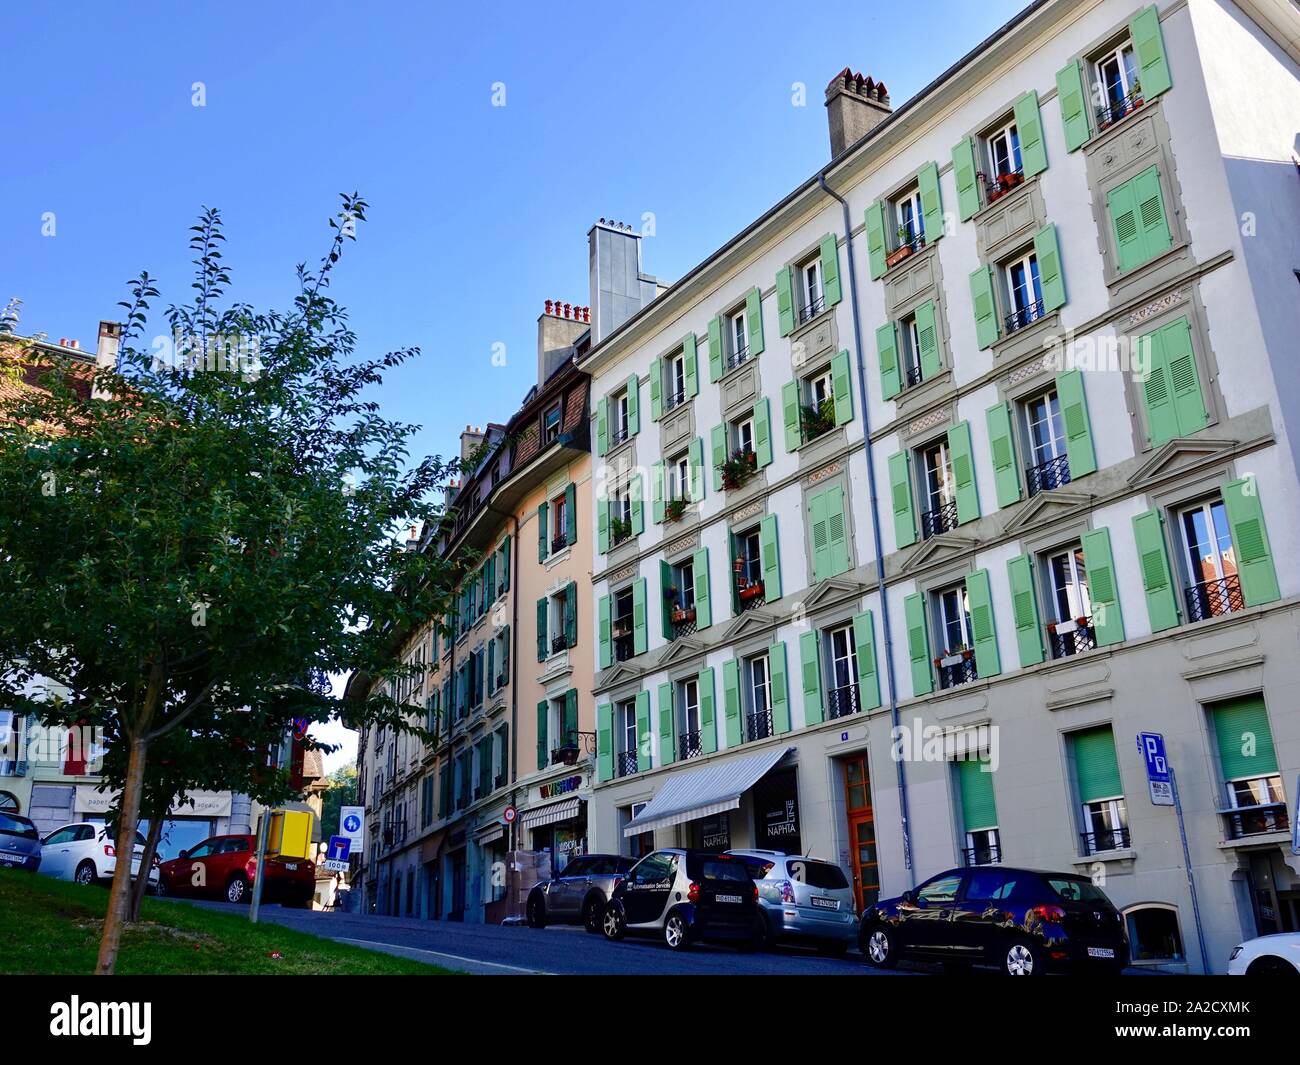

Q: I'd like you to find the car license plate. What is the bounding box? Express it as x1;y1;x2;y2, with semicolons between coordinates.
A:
810;896;839;910
283;863;298;871
1087;946;1115;959
0;852;25;863
716;894;741;903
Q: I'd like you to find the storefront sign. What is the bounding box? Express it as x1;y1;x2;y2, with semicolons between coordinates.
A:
75;786;232;818
754;768;802;853
538;775;583;801
700;814;730;851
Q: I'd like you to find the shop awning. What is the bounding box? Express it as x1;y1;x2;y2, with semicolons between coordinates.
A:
624;747;793;837
520;796;583;829
476;823;505;845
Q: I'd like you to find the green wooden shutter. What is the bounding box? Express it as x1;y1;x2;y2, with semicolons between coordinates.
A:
853;610;881;711
536;700;549;770
905;592;933;696
1212;696;1278;779
782;379;802;452
1223;476;1281;606
1130;4;1172;99
952;136;980;221
597;701;613;782
595;395;609;457
635;690;652;771
1072;727;1122;802
820;234;843;306
754;396;773;468
688;436;705;502
1133;166;1172;265
800;630;824;725
1007;554;1045;668
824;486;850;577
986;402;1021;508
1138;324;1179;448
650;357;662;420
966;568;1001;677
486;635;496;694
757;513;782;602
563;688;578;746
1056;59;1091;152
1108;177;1143;273
1131;509;1180;632
698;667;718;754
500;623;510;678
877;321;901;400
632;578;648;656
597;497;609;554
957;758;999;832
500;535;511;591
1081;527;1127;645
651;459;665;524
915;299;940;380
537;500;549;562
831;349;853;426
809;489;828;582
917;162;943;242
564;482;577;544
693;547;712;629
723;659;742;747
1056;369;1097;477
746;286;764;356
683;333;699;397
776;266;795;336
659;559;674;639
536;597;548;661
711;423;726;493
598;593;612;669
708;315;724;382
564;581;577;647
865;200;887;280
630;473;644;535
1160;318;1208;438
658;682;675;766
948;421;980;524
1014;89;1047;177
1034;222;1066;312
769;642;791;735
970;265;999;349
889;450;917;548
625;373;640;436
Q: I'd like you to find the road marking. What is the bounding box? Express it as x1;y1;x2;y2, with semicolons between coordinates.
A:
333;937;553;975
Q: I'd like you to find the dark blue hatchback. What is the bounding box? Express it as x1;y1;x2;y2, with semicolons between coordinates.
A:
0;812;42;872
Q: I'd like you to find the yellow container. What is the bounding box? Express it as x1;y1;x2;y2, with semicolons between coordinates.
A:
267;809;313;860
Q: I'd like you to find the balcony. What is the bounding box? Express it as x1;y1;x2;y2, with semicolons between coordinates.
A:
725;345;750;372
935;651;978;691
961;839;1002;867
921;500;959;540
886;231;925;270
611;615;635;662
609;422;630;449
1095;89;1146;134
664;498;688;524
745;708;774;743
1047;616;1096;660
1003;299;1047;336
473;786;483;802
903;363;924;391
979;168;1025;208
826;683;860;721
719;449;758;492
617;751;639;778
494;772;507;790
495;673;507;690
551;633;570;655
664;386;688;413
1220;802;1290;840
797;293;826;325
609;516;633;548
1080;825;1131;855
1184;574;1244;623
799;399;836;445
668;604;697;640
550;531;568;554
678;731;705;760
550;733;580;766
1026;454;1071;497
735;575;765;613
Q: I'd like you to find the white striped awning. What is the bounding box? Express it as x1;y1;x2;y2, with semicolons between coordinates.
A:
624;746;792;837
520;796;583;829
475;823;505;845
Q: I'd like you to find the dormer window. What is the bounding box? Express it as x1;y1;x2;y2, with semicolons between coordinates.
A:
543;403;562;446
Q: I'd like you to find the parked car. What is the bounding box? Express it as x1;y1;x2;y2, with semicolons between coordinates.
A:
728;849;857;955
39;821;159;890
1227;932;1300;975
525;853;637;932
858;866;1129;975
600;849;765;952
0;812;42;872
157;834;314;907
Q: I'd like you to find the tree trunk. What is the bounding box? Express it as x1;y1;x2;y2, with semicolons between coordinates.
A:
95;735;149;975
129;811;166;922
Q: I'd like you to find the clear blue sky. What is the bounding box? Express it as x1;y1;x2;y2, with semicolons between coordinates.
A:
4;0;1025;768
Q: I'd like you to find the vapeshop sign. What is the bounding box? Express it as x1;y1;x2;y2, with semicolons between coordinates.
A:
538;775;583;801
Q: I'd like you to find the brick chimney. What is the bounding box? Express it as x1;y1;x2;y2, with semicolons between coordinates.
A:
537;300;588;386
92;320;121;400
460;425;485;463
825;68;892;158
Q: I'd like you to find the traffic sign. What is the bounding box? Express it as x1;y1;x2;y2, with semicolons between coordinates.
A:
339;805;365;852
1137;732;1174;806
326;835;352;863
502;805;517;824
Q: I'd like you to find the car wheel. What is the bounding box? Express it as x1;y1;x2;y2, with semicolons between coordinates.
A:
1003;938;1045;976
1246;956;1300;976
818;939;851;959
526;892;546;929
154;877;167;897
601;903;626;941
582;895;604;935
225;874;249;905
663;911;690;951
74;860;96;886
861;923;899;968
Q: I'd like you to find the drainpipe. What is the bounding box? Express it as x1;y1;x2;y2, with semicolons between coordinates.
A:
818;172;915;887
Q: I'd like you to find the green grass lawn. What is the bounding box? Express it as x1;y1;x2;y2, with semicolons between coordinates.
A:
0;869;453;975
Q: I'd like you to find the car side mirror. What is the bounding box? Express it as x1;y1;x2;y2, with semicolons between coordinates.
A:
902;890;917;905
178;849;188;860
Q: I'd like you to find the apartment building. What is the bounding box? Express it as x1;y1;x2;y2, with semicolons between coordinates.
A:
581;0;1300;972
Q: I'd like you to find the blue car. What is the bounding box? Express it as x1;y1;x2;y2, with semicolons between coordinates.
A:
0;812;42;872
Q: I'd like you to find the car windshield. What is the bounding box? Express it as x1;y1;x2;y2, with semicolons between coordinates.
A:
793;860;849;890
0;814;36;840
1047;877;1112;904
738;858;774;879
695;858;750;882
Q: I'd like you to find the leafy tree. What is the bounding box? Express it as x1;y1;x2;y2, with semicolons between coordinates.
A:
319;763;359;842
0;198;459;974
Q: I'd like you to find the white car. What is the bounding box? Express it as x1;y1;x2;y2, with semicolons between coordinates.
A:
39;821;160;890
1227;932;1300;975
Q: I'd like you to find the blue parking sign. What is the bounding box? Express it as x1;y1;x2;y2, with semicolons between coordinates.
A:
1137;732;1174;806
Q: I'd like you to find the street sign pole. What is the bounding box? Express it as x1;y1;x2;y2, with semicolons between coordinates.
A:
1170;767;1210;975
249;805;271;925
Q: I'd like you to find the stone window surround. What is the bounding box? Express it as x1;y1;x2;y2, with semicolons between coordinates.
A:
719;359;763;421
883;237;943;320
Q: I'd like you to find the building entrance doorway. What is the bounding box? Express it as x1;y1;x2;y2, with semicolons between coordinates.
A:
842;753;879;913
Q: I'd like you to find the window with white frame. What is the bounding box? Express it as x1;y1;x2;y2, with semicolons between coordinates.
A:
987;117;1022;179
934;582;975;659
551;490;569;552
825;623;859;719
919;438;957;538
1083;796;1128;852
616;696;639;776
677;677;702;759
1177;497;1242;620
1044;544;1096;660
1124;905;1185;963
745;653;772;742
732;416;755;458
609;482;633;545
668;449;691;504
729;309;748;367
1004;249;1044;332
1094;39;1139;120
612;388;630;445
894;186;925;246
1022;388;1068;494
800;256;824;322
666;351;687;410
543;402;562;446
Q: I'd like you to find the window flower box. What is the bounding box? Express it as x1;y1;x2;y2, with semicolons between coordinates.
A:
886;243;914;268
934;647;973;669
664;498;687;523
719;449;758;491
670;606;696;624
738;581;765;603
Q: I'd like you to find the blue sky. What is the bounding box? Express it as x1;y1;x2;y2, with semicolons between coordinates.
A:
4;0;1026;767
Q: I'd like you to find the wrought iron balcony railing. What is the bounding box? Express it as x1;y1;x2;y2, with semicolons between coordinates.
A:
904;363;924;390
937;654;978;691
1220;801;1289;840
1004;299;1047;335
1080;825;1131;855
826;683;860;721
1185;574;1244;623
551;634;570;654
678;730;705;761
1026;454;1071;497
961;839;1002;867
617;751;639;778
550;532;568;553
746;708;774;743
726;345;750;371
1048;617;1096;660
1095;89;1145;131
921;500;959;540
798;293;826;325
664;386;688;412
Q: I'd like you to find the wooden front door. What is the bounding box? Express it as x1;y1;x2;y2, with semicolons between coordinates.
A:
843;753;879;913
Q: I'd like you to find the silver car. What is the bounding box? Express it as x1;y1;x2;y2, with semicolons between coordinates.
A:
0;812;42;872
526;853;638;933
728;849;857;955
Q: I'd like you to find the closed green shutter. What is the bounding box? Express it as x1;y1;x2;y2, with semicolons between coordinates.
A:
536;700;549;770
1081;527;1127;645
537;500;549;562
564;482;577;544
1223;476;1281;606
1131;509;1180;632
597;498;609;554
708;315;724;382
1139;325;1179;449
693;547;712;629
632;578;648;656
769;642;790;734
1108;177;1143;273
658;682;676;766
1014;89;1048;177
1056;369;1097;477
564;580;577;647
596;395;609;456
688;436;705;502
1133;166;1172;264
1072;727;1123;803
1212;696;1278;780
625;373;640;436
1130;4;1172;99
760;514;782;602
500;535;511;591
905;592;933;696
597;702;613;781
966;569;1001;677
918;161;943;242
563;688;578;746
754;396;773;468
831;349;853;426
746;286;764;356
650;357;662;420
651;460;665;524
782;379;802;452
800;630;824;725
811;486;850;580
776;266;795;336
630;474;645;535
536;597;548;661
865;200;887;280
486;631;495;695
723;659;742;747
948;421;980;524
970;265;999;349
1056;59;1091;152
952;136;980;221
635;690;652;771
1161;318;1208;439
698;666;718;753
1034;222;1066;312
957;758;999;832
683;333;699;397
877;322;902;400
853;610;881;711
598;593;612;668
889;449;917;548
1007;554;1045;668
915;299;941;380
808;490;827;581
711;423;726;493
500;623;510;678
986;402;1021;508
659;559;674;639
820;234;842;306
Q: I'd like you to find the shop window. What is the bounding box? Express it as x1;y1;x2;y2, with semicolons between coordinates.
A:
1124;905;1184;962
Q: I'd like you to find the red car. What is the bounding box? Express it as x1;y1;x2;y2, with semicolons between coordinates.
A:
158;834;314;907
